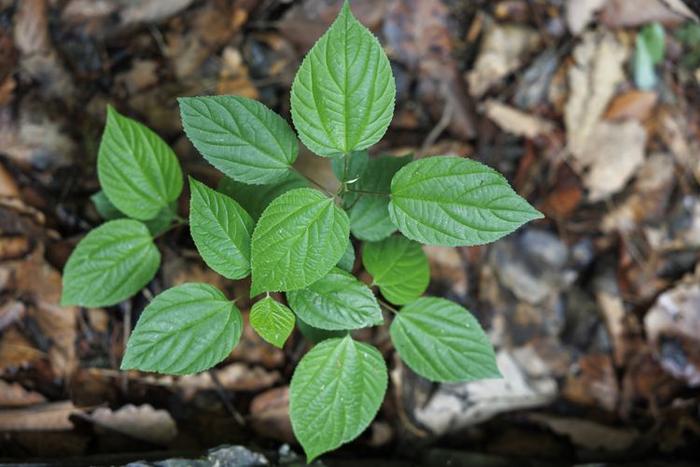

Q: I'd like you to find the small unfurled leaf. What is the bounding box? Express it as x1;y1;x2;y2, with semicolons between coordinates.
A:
641;22;665;64
97;106;183;221
189;178;254;280
290;335;387;462
390;297;500;382
250;296;295;348
362;235;429;305
389;156;542;246
179;95;298;185
218;171;308;220
287;268;382;331
290;2;395;157
121;283;242;375
337;239;355;272
91;190;175;236
250;188;349;295
331;150;369;183
346;155;411;241
61;220;160;307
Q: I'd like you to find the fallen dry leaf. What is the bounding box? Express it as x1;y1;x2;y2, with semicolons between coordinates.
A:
601;0;696;27
562;354;619;411
579;120;647;201
88;404;177;445
0;380;47;407
0;326;44;372
566;0;607;34
527;414;639;451
0;401;77;431
565;30;628;158
483;100;555;138
605;90;658;122
466;16;540;97
120;0;194;26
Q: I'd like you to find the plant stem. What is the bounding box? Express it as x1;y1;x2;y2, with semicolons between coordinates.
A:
346;188;389;196
292;167;335;197
378;298;399;315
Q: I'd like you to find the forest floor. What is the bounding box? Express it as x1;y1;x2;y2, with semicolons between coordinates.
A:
1;0;700;465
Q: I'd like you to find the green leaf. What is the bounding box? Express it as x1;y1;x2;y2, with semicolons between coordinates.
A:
61;219;160;307
250;188;350;295
189;177;254;280
287;268;382;331
331;150;369;183
218;171;308;220
390;297;500;382
290;335;387;462
641;22;665;64
337;239;355;272
179;95;298;185
346;155;411;241
389;156;543;247
290;1;395;157
97;106;183;221
121;283;242;375
92;190;176;237
362;235;429;305
91;190;124;220
250;296;295;348
297;317;347;344
634;33;658;90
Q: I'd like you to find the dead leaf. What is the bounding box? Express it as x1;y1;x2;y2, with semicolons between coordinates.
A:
579;120;647;201
0;164;19;197
120;0;194;26
175;363;281;399
114;59;159;95
483;100;555;138
602;153;675;232
566;0;607;34
565;30;628;159
0;326;44;372
0;401;77;431
562;354;619;411
466;16;540;97
217;47;258;99
0;380;47;407
601;0;696;27
88;404;177;445
527;414;639;451
605;90;658;122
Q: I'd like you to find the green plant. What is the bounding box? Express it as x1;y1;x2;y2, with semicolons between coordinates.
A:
61;1;542;461
634;22;665;90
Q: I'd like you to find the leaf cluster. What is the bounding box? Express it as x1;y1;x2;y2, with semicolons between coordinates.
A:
61;1;542;461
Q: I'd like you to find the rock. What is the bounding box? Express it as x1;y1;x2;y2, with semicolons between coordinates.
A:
207;445;269;466
645;281;700;386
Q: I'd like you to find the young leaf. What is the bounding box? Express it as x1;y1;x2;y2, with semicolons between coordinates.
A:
337;238;355;272
189;178;254;280
640;22;665;64
290;335;387;462
250;188;349;295
179;95;298;185
218;170;308;220
97;106;183;221
121;283;242;375
346;155;411;241
389;156;543;247
250;296;295;348
297;317;347;344
390;297;500;382
287;268;382;331
290;1;395;157
61;219;160;307
362;235;429;305
331;150;369;183
92;190;176;237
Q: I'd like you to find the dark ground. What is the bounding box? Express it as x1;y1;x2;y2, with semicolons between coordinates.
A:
1;0;700;465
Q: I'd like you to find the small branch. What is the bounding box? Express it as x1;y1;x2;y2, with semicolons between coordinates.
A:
346;188;389;196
